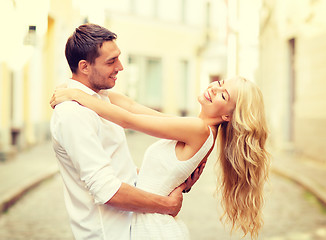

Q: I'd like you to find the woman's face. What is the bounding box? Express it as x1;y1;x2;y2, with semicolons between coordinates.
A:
198;78;238;121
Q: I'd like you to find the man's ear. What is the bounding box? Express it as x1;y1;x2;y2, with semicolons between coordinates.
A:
78;60;89;75
222;115;230;122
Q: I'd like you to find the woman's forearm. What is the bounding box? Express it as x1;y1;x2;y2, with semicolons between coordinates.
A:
108;91;171;117
74;90;137;129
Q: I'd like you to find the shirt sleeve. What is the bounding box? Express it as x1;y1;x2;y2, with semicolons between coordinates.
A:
52;101;122;204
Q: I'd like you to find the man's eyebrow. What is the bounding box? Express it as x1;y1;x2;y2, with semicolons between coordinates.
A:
105;57;117;62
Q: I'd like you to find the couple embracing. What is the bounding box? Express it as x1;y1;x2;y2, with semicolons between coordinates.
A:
50;23;269;240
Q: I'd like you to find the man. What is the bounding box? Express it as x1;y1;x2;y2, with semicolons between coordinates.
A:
50;23;203;240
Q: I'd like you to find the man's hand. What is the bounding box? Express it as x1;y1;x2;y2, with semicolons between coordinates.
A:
183;162;206;193
167;183;186;217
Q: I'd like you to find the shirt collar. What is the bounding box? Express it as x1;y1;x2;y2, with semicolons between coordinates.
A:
67;79;110;99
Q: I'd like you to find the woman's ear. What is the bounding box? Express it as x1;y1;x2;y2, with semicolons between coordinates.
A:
78;60;89;75
222;115;230;122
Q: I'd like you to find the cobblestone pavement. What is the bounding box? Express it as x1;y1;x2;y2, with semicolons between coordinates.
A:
0;132;326;240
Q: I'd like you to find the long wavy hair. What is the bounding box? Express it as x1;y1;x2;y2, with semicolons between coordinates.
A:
216;76;270;239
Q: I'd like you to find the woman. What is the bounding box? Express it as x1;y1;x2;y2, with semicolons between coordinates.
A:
50;76;269;239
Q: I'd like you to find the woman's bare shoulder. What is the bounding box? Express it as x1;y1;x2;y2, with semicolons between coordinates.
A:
185;118;211;146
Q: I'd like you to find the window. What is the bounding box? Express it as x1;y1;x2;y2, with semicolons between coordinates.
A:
127;55;163;110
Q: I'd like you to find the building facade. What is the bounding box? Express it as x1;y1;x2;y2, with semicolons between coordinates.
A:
258;0;326;162
0;0;81;158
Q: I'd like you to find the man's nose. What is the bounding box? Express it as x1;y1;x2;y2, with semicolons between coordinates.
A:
115;59;124;71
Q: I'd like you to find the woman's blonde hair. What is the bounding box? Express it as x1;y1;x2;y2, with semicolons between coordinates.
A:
217;76;270;239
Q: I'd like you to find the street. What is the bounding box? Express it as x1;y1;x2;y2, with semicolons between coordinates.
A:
0;132;326;240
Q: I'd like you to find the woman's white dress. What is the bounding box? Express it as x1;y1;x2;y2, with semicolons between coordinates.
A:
131;129;214;239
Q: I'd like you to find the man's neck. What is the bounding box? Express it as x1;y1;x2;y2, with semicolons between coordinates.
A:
71;74;99;93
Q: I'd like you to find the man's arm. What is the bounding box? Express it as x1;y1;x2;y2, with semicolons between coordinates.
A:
106;183;185;217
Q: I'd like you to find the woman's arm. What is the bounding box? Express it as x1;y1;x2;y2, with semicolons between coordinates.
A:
107;90;171;117
50;89;208;144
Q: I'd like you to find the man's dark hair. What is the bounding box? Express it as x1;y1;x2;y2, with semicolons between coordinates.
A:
65;23;117;73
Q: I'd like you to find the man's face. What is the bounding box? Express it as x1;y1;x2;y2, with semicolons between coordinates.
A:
87;41;123;92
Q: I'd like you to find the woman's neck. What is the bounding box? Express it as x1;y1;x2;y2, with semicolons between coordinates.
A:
198;113;224;127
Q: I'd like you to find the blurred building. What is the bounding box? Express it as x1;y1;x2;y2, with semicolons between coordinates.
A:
0;0;83;159
225;0;261;80
0;0;229;160
258;0;326;162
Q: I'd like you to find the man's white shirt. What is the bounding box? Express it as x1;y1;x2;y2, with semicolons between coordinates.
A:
51;79;137;240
